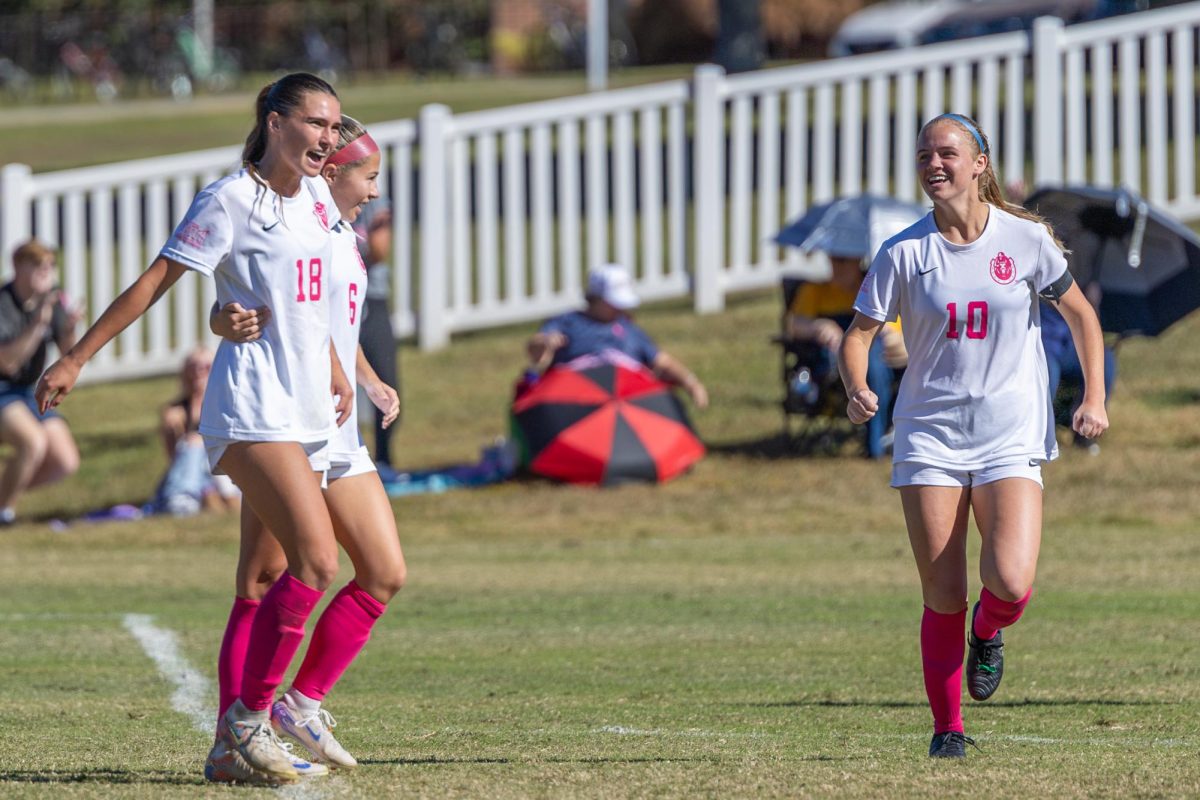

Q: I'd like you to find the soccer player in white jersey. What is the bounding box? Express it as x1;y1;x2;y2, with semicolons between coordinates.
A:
37;73;356;785
838;113;1108;759
209;117;405;774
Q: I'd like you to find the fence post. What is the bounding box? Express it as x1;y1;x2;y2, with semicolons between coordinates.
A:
1;163;32;266
1032;16;1065;189
418;104;451;351
692;64;725;314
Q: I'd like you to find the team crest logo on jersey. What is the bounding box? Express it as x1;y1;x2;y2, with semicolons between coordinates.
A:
178;222;210;248
990;251;1016;285
313;202;330;232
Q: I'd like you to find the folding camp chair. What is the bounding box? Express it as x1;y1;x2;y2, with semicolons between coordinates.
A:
771;276;855;450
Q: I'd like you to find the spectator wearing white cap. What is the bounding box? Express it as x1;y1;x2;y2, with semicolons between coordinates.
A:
526;264;708;408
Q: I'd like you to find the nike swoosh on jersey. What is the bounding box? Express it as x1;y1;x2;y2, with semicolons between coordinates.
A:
262;220;280;231
918;266;938;275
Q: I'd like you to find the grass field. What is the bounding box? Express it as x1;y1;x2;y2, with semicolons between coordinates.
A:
1;289;1198;798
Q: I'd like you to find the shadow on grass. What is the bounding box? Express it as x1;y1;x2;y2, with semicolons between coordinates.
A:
1143;386;1200;407
365;754;852;765
75;430;155;452
706;427;862;460
0;769;203;786
751;697;1171;709
361;756;705;766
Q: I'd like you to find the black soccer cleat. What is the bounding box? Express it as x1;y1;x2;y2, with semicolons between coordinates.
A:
928;730;978;758
966;602;1005;701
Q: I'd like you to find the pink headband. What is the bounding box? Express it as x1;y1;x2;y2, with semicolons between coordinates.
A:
326;133;379;167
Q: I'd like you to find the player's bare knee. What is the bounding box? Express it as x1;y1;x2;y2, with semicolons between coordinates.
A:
986;578;1031;603
302;553;341;591
258;561;287;587
354;556;405;602
375;564;407;601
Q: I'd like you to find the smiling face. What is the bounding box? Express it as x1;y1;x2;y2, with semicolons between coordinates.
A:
267;90;342;179
324;150;381;223
916;121;987;206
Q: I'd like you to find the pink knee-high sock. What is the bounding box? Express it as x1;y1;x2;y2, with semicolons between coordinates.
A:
921;606;966;735
217;597;261;717
239;572;324;712
973;587;1032;641
290;580;386;701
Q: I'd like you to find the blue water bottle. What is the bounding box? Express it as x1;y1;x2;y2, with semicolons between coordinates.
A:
789;367;819;407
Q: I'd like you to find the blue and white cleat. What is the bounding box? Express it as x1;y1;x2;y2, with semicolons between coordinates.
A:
281;741;330;778
272;694;358;769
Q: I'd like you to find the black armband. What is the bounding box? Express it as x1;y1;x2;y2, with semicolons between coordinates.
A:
1038;270;1074;303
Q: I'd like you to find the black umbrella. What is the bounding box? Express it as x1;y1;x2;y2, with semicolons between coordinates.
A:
1024;186;1200;337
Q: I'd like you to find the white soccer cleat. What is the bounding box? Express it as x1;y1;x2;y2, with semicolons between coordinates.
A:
272;696;359;768
218;701;300;783
204;736;287;785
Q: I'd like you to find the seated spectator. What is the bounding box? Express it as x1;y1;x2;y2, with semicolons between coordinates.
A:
154;346;241;515
1040;297;1117;455
0;240;81;525
526;263;708;407
784;255;905;458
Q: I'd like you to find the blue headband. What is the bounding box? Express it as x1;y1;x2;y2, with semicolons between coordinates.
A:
934;113;988;155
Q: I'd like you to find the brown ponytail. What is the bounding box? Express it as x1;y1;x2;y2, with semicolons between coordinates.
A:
241;84;274;166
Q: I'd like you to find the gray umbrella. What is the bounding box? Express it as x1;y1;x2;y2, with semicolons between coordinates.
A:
774;194;927;260
1024;186;1200;337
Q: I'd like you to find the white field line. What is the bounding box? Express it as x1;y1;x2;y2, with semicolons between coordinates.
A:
862;732;1192;748
121;613;335;797
122;614;215;737
594;726;1193;748
0;612;119;621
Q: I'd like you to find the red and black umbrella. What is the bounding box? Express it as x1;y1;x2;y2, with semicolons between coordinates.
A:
512;357;705;486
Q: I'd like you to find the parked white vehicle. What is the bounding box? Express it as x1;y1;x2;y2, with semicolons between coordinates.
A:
830;0;1146;56
829;0;978;56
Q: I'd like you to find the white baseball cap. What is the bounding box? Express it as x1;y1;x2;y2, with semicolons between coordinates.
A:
586;263;640;310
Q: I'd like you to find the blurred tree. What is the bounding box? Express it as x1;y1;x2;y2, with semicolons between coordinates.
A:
713;0;764;73
628;0;868;64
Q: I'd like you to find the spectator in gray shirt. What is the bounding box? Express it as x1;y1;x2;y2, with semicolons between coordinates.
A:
0;240;81;524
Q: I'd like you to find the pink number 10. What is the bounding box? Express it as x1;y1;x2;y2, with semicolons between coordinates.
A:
946;301;988;340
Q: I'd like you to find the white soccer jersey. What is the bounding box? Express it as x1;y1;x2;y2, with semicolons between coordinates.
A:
854;206;1069;470
328;221;369;460
161;169;341;443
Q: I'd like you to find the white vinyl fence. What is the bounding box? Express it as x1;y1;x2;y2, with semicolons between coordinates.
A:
0;123;416;382
2;5;1199;379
